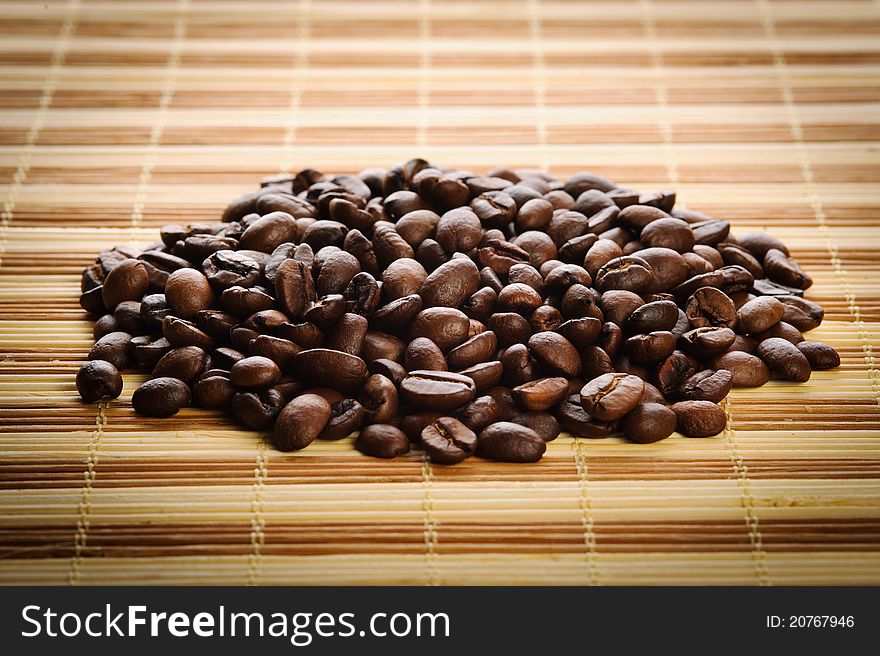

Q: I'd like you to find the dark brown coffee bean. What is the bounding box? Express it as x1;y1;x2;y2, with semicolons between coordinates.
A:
130;335;172;369
343;272;381;316
624;331;676;364
529;305;563;333
764;248;812;289
315;250;360;296
461;286;497;321
685;287;736;329
367;358;408;387
471;191;517;229
76;360;123;402
370;294;423;332
361;331;406;363
165;268;215;320
303;294;346;329
621;403;677;443
318;398;365;440
580;345;613;380
355;424;410;458
88;331;132;369
192;372;235;409
325;313;368;356
132;377;191;418
401;370;476;411
477;422;546;463
736;296;785;334
528;331;580;377
231;388;285;429
455;396;502;433
275;259;315;319
719;243;763;279
557;317;601;347
754;320;804;345
626;300;678;333
360;374;399;424
510;411;560;442
163;317;215;351
639;218;694;253
92;314;121;340
421;417;477;464
513;231;557;268
435;208;482;254
274;393;332;451
501;343;537;387
409;307;471;351
678;369;733;403
395;209;440;247
101;259;149;310
405;337;447;372
512;377;569;411
712;351;771;387
681;326;736;359
277;321;325;349
778;296;824;332
671;270;725;303
458;361;504;393
597;321;623;357
230;355;282;389
497;283;543;314
243;309;288;333
580;373;645;420
220;286;273;316
757;337;811;382
419;257;480;308
446;331;497;370
672;400;726;437
515;198;554;232
293;349;369;392
595;256;654;294
382;258;428;301
655;350;699;399
555;394;617;437
691;219;730;246
201;250;261;291
238;211;298;253
478;239;532;276
797;341;840;370
152;346;207;384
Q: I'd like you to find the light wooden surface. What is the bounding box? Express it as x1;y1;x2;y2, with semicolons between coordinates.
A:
0;0;879;585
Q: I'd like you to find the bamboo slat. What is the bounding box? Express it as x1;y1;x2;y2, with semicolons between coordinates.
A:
0;0;879;585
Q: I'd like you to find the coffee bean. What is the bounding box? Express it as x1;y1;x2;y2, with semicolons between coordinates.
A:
455;396;502;433
797;341;840;370
764;248;812;290
640;218;694;253
361;331;406;363
510;411;560;442
132;377;191;417
512;377;569;411
293;349;369;392
595;256;654;294
754;320;804;345
88;331;132;369
580;373;645;421
401;370;476;411
624;331;676;364
627;300;678;333
446;331;497;370
555;394;617;437
757;337;811;382
672;400;726;437
273;393;332;451
621;402;677;443
77;360;123;402
230;355;281;389
528;331;580;377
405;337;447;371
360;374;399;424
712;351;771;387
101;259;149;310
678;369;733;403
488;312;532;347
477;422;546;463
419;257;480;308
231;388;286;429
736;296;784;334
410;307;471;351
457;360;504;392
355;424;410;458
152;346;207;384
275;259;315;319
778;296;824;332
681;326;736;359
318;398;365;440
193;372;235;409
420;417;477;464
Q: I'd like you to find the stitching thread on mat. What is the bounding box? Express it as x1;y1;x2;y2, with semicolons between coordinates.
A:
757;0;880;405
129;0;190;240
527;0;549;171
641;0;679;184
572;438;600;585
68;399;108;585
279;0;313;174
415;0;431;150
421;453;439;586
721;398;771;585
0;0;79;269
247;436;269;585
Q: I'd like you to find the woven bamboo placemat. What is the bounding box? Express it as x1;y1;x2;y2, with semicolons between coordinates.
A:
0;0;878;585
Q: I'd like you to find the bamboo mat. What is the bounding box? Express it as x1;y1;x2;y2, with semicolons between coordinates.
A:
0;0;879;586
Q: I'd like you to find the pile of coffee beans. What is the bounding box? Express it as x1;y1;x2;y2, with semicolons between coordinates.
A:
76;160;840;463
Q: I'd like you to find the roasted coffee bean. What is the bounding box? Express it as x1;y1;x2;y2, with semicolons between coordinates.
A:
512;377;569;411
510;412;560;442
326;313;368;356
230;355;282;388
685;287;736;329
165;268;215;320
132;377;191;418
152;346;207;384
671;400;726;437
77;360;123;402
293;349;369;392
232;388;286;429
359;373;399;424
275;259;315;319
382;258;428;301
558;317;601;347
88;331;132;369
597;321;623;357
681;326;736;359
528;331;580;377
193;372;235;409
625;331;676;364
303;294;346;329
163;317;215;351
712;351;771;387
595;256;654;294
202;250;261;291
130;335;172;369
621;403;677;443
754;320;804;345
477;422;546;463
640;218;694;253
529;304;563;333
626;300;678;333
455;396;502;433
361;331;406;363
92;314;121;340
446;331;497;370
797;341;840;370
555;394;617;437
421;417;477;464
401;370;476;411
344;272;381;316
410;307;471;351
319;398;365;440
678;369;733;403
140;293;171;327
779;296;824;332
405;337;447;372
356;424;410;458
736;296;784;334
101;259;149;310
764;248;812;289
580;373;645;421
757;337;811;382
655;350;699;399
273;393;332;451
458;361;504;392
419;256;480;308
315;250;360;296
501;343;537;387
